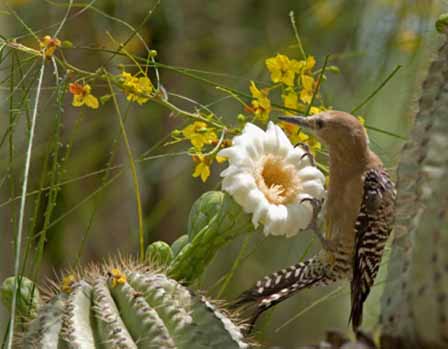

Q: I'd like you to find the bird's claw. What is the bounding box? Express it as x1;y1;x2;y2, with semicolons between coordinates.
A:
295;142;315;166
301;197;323;231
301;197;336;251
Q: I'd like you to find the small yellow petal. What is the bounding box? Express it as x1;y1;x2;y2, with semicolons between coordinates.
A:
72;95;84;107
215;155;227;163
301;74;314;91
190;136;204;149
283;91;298;110
193;162;210;182
310;106;321;115
84;94;99;109
200;164;210;182
305;56;316;71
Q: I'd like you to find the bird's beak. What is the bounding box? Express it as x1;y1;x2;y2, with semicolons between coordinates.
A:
278;115;312;129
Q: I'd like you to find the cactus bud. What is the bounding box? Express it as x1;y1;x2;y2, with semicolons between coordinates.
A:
145;241;174;266
1;276;40;318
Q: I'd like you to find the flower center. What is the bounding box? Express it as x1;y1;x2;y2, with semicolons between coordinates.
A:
255;154;302;205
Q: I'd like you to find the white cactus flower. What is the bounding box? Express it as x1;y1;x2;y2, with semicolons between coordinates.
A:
218;121;326;237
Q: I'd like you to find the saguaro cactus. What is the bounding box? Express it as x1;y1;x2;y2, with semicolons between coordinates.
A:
15;261;249;349
379;16;448;349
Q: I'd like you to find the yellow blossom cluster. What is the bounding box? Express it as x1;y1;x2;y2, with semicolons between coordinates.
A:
61;274;76;294
179;121;226;182
182;121;218;149
192;154;226;182
120;71;153;105
248;81;271;123
109;268;127;288
264;53;325;155
40;35;61;58
266;53;317;106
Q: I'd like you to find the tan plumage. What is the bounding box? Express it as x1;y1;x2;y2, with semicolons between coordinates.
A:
234;111;396;333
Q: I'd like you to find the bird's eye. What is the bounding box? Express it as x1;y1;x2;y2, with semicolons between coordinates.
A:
315;119;324;129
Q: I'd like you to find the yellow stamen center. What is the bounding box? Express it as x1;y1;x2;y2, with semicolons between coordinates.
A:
255;154;301;205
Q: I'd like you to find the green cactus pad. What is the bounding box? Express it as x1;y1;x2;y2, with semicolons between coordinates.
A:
20;261;249;349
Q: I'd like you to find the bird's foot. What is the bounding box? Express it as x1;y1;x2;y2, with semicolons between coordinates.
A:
295;142;315;166
301;197;323;232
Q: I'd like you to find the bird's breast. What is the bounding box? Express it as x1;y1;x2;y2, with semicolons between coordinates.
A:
325;173;364;252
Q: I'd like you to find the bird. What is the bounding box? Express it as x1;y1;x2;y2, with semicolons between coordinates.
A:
233;111;396;333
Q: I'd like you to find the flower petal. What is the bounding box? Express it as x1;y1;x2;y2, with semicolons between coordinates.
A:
301;180;326;199
297;166;326;184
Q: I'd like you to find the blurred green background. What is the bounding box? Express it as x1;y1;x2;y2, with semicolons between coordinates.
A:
0;0;446;346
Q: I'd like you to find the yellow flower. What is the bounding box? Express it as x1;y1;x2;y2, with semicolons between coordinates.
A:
215;155;227;163
310;106;322;115
265;54;303;87
357;115;365;125
69;83;99;109
299;74;315;104
109;268;127;288
282;90;299;111
303;56;316;72
120;72;153;105
249;81;271;123
192;155;211;182
182;121;218;150
39;35;61;58
61;274;76;294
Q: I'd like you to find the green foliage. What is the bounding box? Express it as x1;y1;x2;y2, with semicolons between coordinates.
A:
168;191;253;284
21;263;249;349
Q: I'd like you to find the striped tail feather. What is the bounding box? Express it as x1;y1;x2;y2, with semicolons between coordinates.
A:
233;255;345;332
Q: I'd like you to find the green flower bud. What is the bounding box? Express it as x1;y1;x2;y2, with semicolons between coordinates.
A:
145;241;173;266
61;40;73;48
1;276;40;317
237;114;246;123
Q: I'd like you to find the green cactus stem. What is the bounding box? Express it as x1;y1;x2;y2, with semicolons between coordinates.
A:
168;191;253;284
379;17;448;349
19;260;249;349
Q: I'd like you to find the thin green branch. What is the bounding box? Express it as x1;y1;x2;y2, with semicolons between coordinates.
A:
351;65;402;114
289;11;306;60
106;77;145;262
305;55;329;116
217;235;251;298
7;56;46;349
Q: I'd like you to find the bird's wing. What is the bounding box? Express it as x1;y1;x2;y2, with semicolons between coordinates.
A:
350;167;396;330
